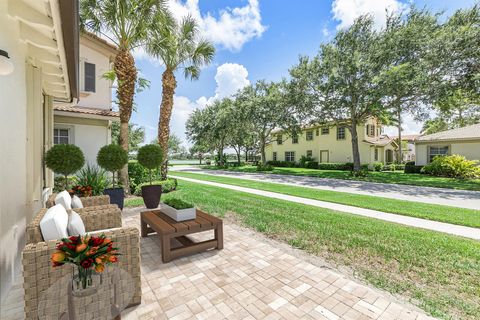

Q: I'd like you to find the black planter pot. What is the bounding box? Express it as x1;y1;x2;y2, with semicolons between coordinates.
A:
141;185;162;209
104;187;125;210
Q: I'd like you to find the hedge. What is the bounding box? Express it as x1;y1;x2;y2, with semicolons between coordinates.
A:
133;178;178;196
404;161;424;174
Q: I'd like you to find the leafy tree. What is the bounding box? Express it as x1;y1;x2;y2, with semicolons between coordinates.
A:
111;122;145;152
146;14;215;178
227;98;258;164
80;0;167;191
290;16;384;171
186;98;232;166
421;118;450;135
236;80;297;165
168;134;184;158
377;9;439;162
45;144;85;189
137;144;163;184
189;143;209;164
96;144;128;188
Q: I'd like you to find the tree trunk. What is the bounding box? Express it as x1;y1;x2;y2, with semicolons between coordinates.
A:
260;137;266;165
236;148;241;165
397;107;402;164
199;154;202;165
217;146;224;166
245;148;249;162
158;68;177;180
350;121;361;171
114;49;137;194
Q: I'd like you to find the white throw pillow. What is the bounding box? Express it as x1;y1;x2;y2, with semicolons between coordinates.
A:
55;190;72;210
67;211;86;236
39;204;69;241
71;195;84;209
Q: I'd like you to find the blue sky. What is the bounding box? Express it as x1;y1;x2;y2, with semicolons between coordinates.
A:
129;0;477;147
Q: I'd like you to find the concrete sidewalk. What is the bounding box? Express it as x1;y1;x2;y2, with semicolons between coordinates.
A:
171;175;480;240
171;167;480;210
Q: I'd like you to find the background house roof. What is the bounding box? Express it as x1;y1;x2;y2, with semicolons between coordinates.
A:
391;134;420;142
54;105;119;118
417;123;480;142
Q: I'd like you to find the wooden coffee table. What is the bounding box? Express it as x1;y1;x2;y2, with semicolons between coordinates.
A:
141;209;223;263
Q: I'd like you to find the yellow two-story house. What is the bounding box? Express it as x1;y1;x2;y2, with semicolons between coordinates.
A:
265;118;398;164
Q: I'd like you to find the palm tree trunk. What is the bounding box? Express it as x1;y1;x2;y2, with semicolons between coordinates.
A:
114;49;137;194
158;68;177;180
397;107;402;164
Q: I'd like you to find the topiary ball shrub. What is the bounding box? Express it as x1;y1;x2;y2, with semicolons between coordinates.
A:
97;144;128;188
45;144;85;189
137;144;164;184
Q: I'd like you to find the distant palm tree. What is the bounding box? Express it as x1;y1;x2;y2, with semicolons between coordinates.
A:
147;15;215;179
80;0;169;191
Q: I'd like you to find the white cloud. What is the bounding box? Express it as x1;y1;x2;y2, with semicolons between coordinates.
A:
331;0;407;29
167;0;266;51
168;63;251;145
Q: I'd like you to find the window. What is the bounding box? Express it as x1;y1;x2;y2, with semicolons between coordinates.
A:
316;128;319;136
292;134;299;144
84;62;96;92
273;152;277;161
306;150;313;158
369;125;375;137
277;135;283;145
428;146;449;162
374;148;378;161
306;130;314;141
321;127;329;135
337;127;346;140
54;128;70;144
285;151;295;162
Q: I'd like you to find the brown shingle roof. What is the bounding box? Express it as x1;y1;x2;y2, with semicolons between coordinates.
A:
54;105;119;117
417;123;480;142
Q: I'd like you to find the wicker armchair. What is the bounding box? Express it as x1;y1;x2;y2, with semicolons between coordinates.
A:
23;206;141;319
46;193;112;208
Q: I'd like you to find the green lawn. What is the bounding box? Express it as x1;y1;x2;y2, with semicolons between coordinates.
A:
169;171;480;228
126;180;480;320
201;165;480;191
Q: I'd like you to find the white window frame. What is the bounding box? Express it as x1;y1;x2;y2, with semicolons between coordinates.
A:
428;145;449;163
285;151;295;162
306;150;313;158
321;127;329;135
337;127;346;140
53;125;74;145
306;130;314;141
292;134;299;144
273;152;277;161
277;135;283;145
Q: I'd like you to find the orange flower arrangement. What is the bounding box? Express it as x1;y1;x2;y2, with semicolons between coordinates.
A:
51;234;119;289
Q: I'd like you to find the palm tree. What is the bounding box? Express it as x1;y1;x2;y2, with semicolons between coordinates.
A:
147;15;215;179
80;0;169;191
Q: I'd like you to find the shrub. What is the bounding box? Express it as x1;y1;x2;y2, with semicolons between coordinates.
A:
162;198;193;210
299;155;314;167
128;161;161;192
45;144;85;189
97;144;128;188
54;176;77;193
256;164;274;171
316;162;354;171
421;155;480;179
133;178;177;196
214;153;227;166
266;160;297;168
205;160;212;165
304;161;319;169
372;162;383;171
137;144;164;185
76;164;110;196
404;161;423;174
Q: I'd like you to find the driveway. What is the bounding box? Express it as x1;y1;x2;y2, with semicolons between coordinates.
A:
171;166;480;210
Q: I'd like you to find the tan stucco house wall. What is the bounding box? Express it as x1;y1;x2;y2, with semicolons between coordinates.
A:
265;118;398;164
0;0;78;302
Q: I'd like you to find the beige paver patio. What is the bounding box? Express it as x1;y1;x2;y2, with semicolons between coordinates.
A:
1;207;436;320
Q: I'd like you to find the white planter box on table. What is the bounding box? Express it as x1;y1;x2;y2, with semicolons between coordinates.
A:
160;203;196;221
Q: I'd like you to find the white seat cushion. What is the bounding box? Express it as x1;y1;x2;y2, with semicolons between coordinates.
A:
39;204;69;241
71;195;84;209
67;210;86;236
55;190;72;210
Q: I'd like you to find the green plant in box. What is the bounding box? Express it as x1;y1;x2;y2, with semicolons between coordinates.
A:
45;144;85;189
163;198;193;210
